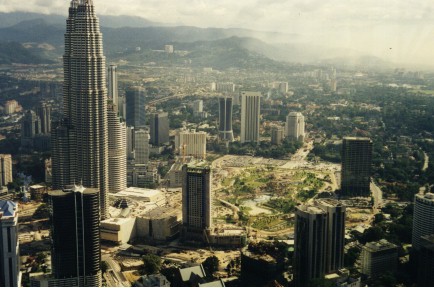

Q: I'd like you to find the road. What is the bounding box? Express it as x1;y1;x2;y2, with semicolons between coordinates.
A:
422;151;429;172
370;182;383;214
102;255;130;287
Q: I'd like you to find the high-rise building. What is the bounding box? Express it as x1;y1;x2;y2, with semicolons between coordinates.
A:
0;154;13;187
164;45;174;53
36;101;52;134
0;201;20;287
149;112;169;146
118;95;127;121
218;97;234;142
240;91;261;144
271;126;284;145
285;112;305;142
48;185;101;286
52;0;109;218
361;239;398;278
215;82;235;92
294;200;346;285
412;193;434;251
341;137;372;197
127;163;159;188
175;130;207;159
134;129;150;164
126;126;135;160
181;163;212;241
192;100;203;114
4;100;21;115
294;205;327;286
21;110;41;147
107;104;127;193
108;65;118;107
126;87;146;129
316;199;346;273
51;120;76;190
417;234;434;286
271;81;288;93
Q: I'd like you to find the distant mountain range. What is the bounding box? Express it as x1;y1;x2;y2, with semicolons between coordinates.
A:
0;12;393;69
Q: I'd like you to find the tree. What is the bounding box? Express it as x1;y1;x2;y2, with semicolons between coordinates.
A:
359;226;385;244
202;256;220;279
33;204;50;220
141;254;162;275
101;261;109;274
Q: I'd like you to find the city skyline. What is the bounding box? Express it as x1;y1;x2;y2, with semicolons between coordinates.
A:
1;0;433;287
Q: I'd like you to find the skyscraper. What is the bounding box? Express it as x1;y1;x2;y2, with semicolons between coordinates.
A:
52;0;109;218
108;104;127;193
126;126;135;160
149;112;169;146
0;154;13;187
51;120;76;190
108;65;118;107
126;87;146;129
134;129;150;164
36;101;52;134
271;126;284;145
316;199;346;273
294;205;327;286
0;201;20;287
341;137;373;197
181;163;212;241
49;186;101;286
412;193;434;251
285;112;305;142
417;234;434;286
218;97;234;141
294;200;346;285
240;91;261;144
21;110;41;147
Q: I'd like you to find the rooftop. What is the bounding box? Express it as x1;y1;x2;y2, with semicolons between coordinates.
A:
364;239;397;252
179;265;206;282
297;205;326;215
0;200;17;218
343;136;372;142
114;187;162;199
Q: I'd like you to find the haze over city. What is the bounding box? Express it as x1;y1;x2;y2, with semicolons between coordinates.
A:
1;0;434;67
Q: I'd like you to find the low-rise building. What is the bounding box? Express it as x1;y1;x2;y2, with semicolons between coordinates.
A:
361;239;398;278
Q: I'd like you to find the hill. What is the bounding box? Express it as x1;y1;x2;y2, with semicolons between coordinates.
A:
0;42;53;64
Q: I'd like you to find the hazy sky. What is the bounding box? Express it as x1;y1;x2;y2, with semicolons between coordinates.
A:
1;0;434;66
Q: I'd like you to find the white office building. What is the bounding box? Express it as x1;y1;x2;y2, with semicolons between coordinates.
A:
285;112;305;142
412;193;434;250
0;201;20;287
240;91;261;144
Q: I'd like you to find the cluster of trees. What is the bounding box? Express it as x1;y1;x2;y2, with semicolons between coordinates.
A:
265;198;296;213
228;140;302;159
247;240;290;263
